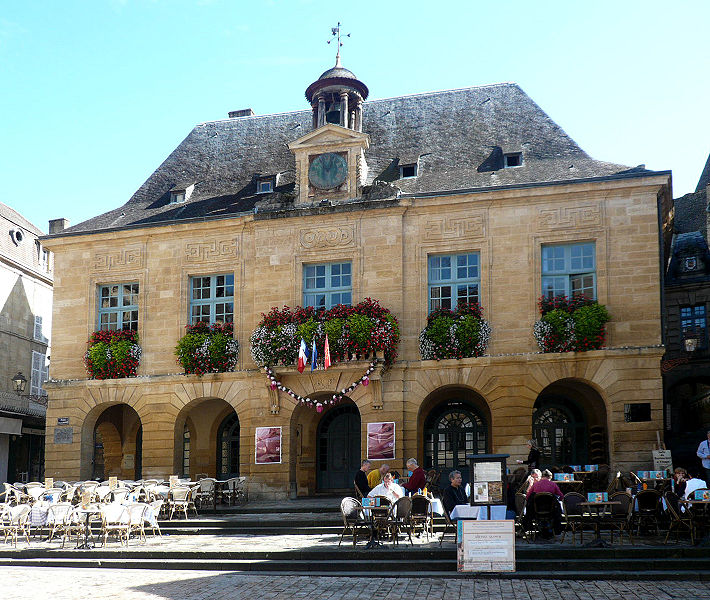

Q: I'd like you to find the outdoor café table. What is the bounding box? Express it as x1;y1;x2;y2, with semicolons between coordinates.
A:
556;480;584;493
450;505;508;520
429;498;444;516
680;499;710;533
75;504;103;549
579;501;620;548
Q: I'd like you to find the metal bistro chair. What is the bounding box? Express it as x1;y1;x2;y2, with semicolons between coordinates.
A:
607;491;634;545
634;489;662;536
389;496;413;546
338;497;368;547
529;492;558;542
561;492;586;545
664;491;695;545
514;492;529;540
410;494;433;540
439;509;457;547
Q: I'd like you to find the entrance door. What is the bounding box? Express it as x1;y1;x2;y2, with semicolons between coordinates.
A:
317;405;360;490
217;413;240;479
532;402;586;467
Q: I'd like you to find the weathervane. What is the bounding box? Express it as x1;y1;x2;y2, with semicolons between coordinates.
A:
327;22;350;66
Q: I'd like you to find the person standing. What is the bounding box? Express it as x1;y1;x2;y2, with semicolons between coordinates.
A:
516;439;541;471
696;429;710;485
355;459;372;497
367;464;390;489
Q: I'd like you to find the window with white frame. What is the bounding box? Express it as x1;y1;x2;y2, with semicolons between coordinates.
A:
303;262;352;309
428;253;480;312
681;304;707;349
31;351;48;397
541;243;596;299
98;283;139;330
189;274;234;324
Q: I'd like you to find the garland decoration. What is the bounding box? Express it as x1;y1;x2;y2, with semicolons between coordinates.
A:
264;360;378;412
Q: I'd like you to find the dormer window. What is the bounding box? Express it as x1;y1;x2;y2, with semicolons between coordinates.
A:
256;178;274;194
504;152;523;168
400;163;418;179
170;191;186;204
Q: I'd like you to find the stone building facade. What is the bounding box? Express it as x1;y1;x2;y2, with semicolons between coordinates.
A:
662;153;710;466
0;203;53;484
43;62;672;497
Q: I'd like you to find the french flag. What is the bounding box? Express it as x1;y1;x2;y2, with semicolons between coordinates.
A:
297;338;308;373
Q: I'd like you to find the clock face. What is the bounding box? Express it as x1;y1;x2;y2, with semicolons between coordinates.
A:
684;256;698;271
308;153;348;190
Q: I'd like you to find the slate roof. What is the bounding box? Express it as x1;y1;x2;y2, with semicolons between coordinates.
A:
674;188;708;239
59;82;641;236
697;152;710;192
0;202;44;236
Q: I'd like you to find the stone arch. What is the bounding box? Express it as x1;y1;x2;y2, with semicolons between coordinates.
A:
417;385;492;484
532;378;608;467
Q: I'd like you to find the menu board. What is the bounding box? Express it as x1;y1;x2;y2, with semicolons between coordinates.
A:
457;520;515;572
554;473;574;481
471;460;504;504
169;475;179;488
44;477;54;489
108;476;118;490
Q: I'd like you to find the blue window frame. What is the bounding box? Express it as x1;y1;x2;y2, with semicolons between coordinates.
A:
541;243;596;299
98;283;139;330
428;253;480;312
681;304;707;349
190;274;234;324
303;262;352;309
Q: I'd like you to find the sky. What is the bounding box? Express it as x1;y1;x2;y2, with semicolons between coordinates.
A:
1;1;709;233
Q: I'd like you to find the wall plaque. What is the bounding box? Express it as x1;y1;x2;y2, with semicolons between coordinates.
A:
53;427;73;445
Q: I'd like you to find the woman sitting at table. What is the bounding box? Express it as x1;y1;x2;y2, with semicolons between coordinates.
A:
524;469;542;495
673;467;688;497
368;473;404;504
525;469;563;538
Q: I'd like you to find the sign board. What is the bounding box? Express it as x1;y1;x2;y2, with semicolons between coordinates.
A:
53;427;73;445
108;476;118;490
653;449;673;473
457;519;515;572
44;477;54;489
22;427;44;436
57;417;69;425
169;475;179;488
467;453;509;506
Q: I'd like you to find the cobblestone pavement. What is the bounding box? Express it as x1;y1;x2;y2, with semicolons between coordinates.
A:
1;567;710;599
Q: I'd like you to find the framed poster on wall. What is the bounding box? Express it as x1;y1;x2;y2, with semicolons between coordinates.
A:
367;422;395;460
255;426;282;464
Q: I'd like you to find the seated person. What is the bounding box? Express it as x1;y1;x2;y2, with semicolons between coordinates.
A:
368;472;404;504
367;464;390;489
402;458;426;494
526;469;563;500
442;470;468;516
354;459;372;497
524;469;542;495
673;467;688;497
524;469;563;538
683;469;706;500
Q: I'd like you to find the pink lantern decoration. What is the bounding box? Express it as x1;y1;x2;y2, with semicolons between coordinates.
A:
316;403;323;413
362;376;369;386
270;382;277;390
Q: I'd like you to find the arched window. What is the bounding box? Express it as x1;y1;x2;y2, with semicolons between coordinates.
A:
182;424;191;478
532;402;586;466
424;402;487;480
217;413;240;479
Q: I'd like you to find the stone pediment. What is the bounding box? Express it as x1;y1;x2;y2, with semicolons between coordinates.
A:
288;123;370;152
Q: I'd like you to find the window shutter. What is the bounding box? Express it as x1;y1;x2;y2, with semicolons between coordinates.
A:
34;316;42;341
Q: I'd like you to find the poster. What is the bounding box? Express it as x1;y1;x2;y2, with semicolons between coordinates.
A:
653;449;673;473
366;422;395;460
255;426;282;464
457;520;516;572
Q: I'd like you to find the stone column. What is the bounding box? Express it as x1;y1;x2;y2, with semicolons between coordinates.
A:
317;95;326;128
355;100;363;132
340;92;349;128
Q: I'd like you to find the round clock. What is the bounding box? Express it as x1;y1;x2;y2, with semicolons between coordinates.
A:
308;153;348;190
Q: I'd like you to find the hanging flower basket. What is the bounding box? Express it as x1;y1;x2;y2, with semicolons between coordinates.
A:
250;298;400;368
533;294;610;353
419;301;491;360
175;321;239;375
84;329;141;379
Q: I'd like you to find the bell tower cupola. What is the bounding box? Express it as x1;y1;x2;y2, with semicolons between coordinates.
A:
305;24;368;132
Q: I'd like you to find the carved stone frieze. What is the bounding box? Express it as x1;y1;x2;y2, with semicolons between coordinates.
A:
300;225;355;249
184;238;239;263
92;247;144;272
537;204;602;230
424;214;485;240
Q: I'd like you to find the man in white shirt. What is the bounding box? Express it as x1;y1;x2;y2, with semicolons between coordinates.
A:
683;469;707;500
368;473;404;504
696;430;710;486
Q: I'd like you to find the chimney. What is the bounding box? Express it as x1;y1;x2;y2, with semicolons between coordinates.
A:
228;108;255;118
49;218;69;234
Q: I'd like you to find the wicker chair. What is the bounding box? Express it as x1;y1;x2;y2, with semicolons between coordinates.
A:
338;497;368;546
664;491;695;545
410;494;433;539
608;491;634;545
561;492;586;544
634;489;662;536
389;496;413;545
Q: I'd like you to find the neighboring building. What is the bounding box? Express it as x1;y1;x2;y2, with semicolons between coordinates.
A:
43;59;672;497
0;203;53;484
663;153;710;466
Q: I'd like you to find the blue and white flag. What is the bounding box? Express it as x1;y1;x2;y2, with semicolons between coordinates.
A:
297;338;308;373
311;338;318;371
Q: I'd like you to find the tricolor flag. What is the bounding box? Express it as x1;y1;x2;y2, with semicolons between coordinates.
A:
324;334;331;370
311;338;318;371
297;338;308;373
